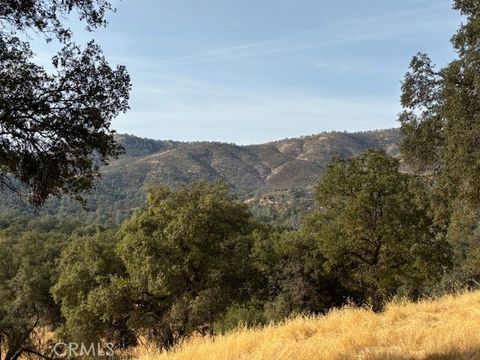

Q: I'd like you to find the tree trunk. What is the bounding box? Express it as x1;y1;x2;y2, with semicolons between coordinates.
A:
4;347;21;360
371;293;384;313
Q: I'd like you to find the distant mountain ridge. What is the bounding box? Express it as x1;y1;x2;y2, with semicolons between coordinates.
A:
0;129;402;228
113;128;401;192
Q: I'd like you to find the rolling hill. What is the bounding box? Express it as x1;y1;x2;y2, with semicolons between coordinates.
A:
0;129;401;228
112;128;400;191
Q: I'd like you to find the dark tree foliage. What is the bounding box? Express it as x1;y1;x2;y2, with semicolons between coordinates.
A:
51;231;134;349
398;1;480;285
0;231;68;360
304;150;452;310
251;229;347;322
0;0;130;206
0;0;112;41
53;182;262;350
399;0;480;212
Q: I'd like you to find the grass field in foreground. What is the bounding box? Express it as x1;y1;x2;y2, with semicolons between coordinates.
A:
135;291;480;360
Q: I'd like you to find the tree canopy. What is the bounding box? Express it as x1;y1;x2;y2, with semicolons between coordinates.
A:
0;231;67;360
304;150;451;309
53;182;262;350
0;0;130;206
399;0;480;212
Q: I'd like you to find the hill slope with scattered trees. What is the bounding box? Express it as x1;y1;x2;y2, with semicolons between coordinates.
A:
0;129;401;229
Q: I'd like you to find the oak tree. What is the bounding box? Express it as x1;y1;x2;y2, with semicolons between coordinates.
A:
304;150;451;310
0;0;130;206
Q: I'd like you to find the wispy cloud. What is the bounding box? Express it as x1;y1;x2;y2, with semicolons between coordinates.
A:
31;0;459;143
145;3;458;67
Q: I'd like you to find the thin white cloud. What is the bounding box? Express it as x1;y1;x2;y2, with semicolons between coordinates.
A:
145;3;459;67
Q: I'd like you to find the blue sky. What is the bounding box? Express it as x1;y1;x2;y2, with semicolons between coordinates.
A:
33;0;462;144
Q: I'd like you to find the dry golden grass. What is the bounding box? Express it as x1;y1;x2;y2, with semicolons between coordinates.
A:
136;291;480;360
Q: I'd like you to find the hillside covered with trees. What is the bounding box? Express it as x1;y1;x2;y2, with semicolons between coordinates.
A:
0;129;401;229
